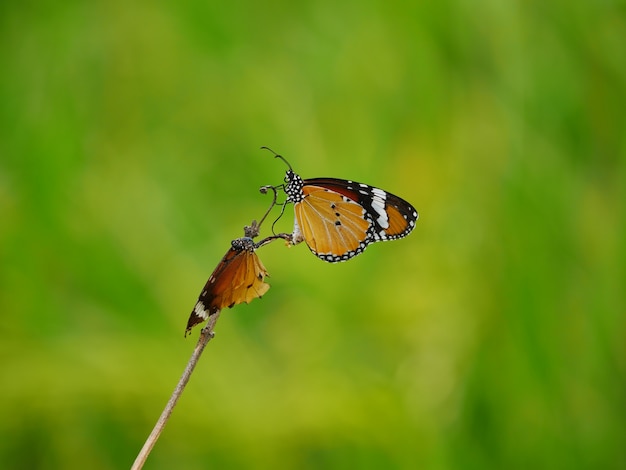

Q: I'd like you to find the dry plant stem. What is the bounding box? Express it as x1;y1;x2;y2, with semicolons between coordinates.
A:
131;310;222;470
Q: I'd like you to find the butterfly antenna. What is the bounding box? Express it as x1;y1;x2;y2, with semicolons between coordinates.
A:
260;146;293;171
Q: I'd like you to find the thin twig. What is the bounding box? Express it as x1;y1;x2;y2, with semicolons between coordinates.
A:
131;187;288;468
131;310;222;470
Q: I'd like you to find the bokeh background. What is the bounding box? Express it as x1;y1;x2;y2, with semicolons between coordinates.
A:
1;1;624;469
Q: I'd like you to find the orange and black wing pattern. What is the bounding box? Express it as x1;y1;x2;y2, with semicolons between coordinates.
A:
284;171;418;262
185;237;269;336
293;183;372;261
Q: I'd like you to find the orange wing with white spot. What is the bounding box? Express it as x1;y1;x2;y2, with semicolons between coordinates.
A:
185;237;269;336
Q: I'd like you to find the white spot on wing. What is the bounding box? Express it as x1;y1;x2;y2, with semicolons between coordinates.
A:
194;301;209;320
369;188;389;229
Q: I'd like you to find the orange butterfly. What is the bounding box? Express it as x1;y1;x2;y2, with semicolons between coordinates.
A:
185;237;270;336
266;148;418;262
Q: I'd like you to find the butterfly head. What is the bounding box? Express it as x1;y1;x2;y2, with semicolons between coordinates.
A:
284;169;305;203
231;237;256;252
261;146;304;203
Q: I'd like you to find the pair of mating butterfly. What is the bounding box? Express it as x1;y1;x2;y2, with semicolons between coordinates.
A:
185;149;419;336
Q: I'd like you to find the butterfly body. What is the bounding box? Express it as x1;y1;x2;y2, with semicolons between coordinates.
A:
185;237;269;336
283;169;418;262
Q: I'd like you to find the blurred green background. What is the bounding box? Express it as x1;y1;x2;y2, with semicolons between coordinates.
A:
1;1;624;469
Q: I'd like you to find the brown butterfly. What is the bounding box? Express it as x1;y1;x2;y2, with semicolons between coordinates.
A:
185;237;270;336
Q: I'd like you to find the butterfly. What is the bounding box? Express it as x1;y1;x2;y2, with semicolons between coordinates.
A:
185;237;270;336
264;148;419;262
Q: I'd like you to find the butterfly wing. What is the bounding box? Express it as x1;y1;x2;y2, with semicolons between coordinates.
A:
185;238;270;336
294;184;373;262
303;178;418;241
216;245;270;307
